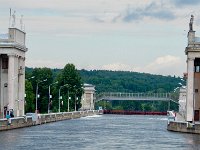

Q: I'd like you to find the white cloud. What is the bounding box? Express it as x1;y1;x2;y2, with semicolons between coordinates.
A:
101;63;133;71
139;55;186;76
0;0;190;76
86;55;186;76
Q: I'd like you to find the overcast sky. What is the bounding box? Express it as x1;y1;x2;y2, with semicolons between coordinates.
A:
0;0;200;76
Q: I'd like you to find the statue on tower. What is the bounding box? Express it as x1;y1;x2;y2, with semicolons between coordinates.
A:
189;15;194;31
11;11;16;27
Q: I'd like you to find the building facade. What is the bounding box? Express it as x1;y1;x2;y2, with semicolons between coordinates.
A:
185;15;200;122
81;83;95;110
0;27;27;118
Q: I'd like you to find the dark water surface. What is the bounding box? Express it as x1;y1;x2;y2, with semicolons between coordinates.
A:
0;115;200;150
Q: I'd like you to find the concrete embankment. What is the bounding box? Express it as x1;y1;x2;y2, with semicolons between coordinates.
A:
167;112;200;134
167;121;200;134
0;110;102;131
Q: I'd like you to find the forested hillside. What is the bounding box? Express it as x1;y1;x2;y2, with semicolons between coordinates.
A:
25;67;183;112
26;67;183;93
79;69;183;93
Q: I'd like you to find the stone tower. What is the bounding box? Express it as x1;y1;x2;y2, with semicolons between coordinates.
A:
81;84;95;110
185;15;200;122
0;27;28;118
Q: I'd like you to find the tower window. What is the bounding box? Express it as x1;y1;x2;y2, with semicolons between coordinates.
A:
194;58;200;72
2;57;8;69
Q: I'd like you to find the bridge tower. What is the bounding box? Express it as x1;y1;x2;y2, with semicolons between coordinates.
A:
185;15;200;122
81;84;95;110
0;25;28;118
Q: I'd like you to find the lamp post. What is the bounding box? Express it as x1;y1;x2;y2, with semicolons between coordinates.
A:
48;81;58;113
73;85;77;111
66;85;71;112
59;84;68;113
68;97;71;112
74;96;78;111
35;79;47;113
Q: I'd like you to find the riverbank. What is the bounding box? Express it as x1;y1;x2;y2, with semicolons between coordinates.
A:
0;110;102;131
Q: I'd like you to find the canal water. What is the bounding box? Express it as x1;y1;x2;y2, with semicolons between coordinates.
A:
0;115;200;150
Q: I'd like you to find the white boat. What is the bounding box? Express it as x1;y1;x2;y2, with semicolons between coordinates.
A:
167;111;176;124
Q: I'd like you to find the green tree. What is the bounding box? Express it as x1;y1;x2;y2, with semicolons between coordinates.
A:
31;68;53;113
95;101;112;110
25;80;35;113
56;64;83;111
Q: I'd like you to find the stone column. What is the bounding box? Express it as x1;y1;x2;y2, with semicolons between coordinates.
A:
90;93;94;110
7;54;15;113
18;57;25;116
186;58;194;122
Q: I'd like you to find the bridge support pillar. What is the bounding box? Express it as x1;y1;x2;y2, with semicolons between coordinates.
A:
168;101;170;111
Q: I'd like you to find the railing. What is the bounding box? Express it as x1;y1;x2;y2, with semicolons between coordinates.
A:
0;40;27;51
96;92;171;102
0;33;8;40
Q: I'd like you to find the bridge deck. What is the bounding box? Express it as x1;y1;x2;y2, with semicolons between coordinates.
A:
96;92;172;102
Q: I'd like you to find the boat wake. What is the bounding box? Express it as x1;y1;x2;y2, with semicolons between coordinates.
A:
81;115;102;119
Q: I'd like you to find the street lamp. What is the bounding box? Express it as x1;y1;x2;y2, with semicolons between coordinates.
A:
75;97;78;111
68;97;71;112
48;81;58;113
59;84;68;113
35;79;47;113
73;85;77;111
26;76;35;80
66;85;71;112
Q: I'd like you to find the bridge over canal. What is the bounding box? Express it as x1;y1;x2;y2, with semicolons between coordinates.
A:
95;92;178;110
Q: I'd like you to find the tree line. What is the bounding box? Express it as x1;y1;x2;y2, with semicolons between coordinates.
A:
79;70;182;112
25;67;183;113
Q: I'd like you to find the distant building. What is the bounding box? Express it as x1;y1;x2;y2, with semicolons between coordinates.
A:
81;84;95;110
0;27;27;118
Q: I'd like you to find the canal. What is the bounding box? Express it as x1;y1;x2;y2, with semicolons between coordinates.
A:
0;115;200;150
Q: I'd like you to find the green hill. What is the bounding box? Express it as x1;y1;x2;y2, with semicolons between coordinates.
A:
26;67;183;93
79;69;183;93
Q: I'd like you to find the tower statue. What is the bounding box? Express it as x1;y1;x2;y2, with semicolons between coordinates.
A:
189;15;194;31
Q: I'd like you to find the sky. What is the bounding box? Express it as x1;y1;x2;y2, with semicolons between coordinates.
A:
0;0;200;76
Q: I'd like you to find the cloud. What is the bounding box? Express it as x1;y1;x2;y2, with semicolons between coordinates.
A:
173;0;200;6
26;54;185;76
141;55;184;75
101;63;133;71
114;2;175;23
88;55;185;76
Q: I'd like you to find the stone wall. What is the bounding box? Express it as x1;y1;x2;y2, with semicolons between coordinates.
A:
0;110;102;131
167;121;200;134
